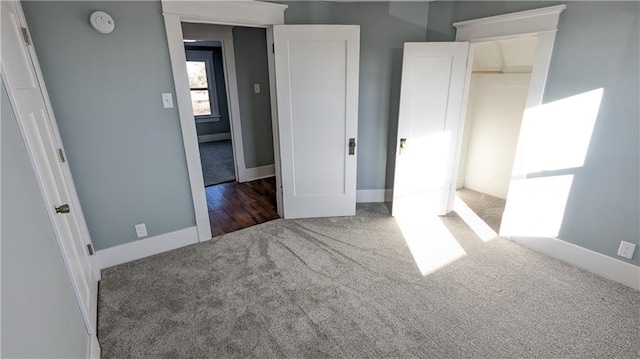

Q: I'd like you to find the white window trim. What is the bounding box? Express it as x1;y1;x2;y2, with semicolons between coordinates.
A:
186;49;221;120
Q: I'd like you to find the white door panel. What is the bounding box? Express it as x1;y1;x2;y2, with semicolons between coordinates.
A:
393;42;469;217
274;25;359;218
1;0;97;335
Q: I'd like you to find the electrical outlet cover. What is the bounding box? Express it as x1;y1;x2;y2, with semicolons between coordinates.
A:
617;241;636;259
135;223;148;238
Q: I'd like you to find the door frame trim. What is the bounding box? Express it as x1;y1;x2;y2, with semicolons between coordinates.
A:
161;1;288;241
449;5;567;215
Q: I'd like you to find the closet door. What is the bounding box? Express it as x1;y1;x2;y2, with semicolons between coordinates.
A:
392;42;470;217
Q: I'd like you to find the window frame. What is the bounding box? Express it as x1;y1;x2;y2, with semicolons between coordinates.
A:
185;50;221;122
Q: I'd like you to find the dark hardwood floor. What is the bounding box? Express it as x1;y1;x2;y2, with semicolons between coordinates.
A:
205;177;279;237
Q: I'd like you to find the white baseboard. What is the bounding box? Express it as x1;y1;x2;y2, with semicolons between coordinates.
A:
96;227;199;270
356;189;393;203
198;132;231;143
510;236;640;290
244;164;275;181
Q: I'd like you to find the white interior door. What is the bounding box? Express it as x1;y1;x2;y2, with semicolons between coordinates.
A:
1;0;98;334
392;42;469;217
273;25;360;219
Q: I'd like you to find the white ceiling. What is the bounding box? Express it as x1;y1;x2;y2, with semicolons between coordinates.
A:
472;36;538;73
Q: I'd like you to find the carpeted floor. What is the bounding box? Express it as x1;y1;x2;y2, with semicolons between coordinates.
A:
456;188;506;233
199;140;235;186
98;204;640;358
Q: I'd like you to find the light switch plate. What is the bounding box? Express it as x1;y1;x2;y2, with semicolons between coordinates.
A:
254;84;260;94
162;93;174;108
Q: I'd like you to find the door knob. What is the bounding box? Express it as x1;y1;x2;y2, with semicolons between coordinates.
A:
55;204;70;214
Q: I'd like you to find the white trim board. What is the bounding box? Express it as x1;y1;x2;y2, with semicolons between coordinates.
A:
245;164;275;181
95;227;199;270
356;189;393;203
161;1;286;242
198;132;231;143
163;16;212;242
510;236;640;290
162;1;287;27
454;5;567;43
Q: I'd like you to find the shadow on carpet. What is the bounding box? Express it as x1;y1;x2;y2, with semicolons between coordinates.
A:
199;140;235;186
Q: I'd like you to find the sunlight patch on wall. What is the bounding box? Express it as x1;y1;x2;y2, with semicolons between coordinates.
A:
502;175;575;238
512;88;603;177
395;214;466;276
502;89;603;238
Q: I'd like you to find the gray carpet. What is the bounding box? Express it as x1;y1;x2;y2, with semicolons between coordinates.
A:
98;204;640;358
456;188;506;233
199;140;235;186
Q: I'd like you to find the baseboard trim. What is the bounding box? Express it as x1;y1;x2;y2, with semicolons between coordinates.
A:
510;236;640;290
356;189;393;203
245;164;275;181
96;227;199;270
198;132;231;143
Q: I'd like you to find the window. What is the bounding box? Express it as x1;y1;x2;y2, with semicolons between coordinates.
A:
185;50;220;120
186;61;212;116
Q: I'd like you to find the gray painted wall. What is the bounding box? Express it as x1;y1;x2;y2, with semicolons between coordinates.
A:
22;1;195;251
427;1;639;265
1;81;90;357
282;1;430;190
232;27;274;168
19;1;639;266
282;1;337;24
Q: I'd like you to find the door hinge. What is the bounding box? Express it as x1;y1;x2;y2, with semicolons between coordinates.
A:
272;43;275;54
21;27;31;46
57;148;66;162
87;244;95;256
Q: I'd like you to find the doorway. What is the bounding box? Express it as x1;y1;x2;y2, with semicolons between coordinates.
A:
181;22;279;237
184;40;237;186
455;37;539;233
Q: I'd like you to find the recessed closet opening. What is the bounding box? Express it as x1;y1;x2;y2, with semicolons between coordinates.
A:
455;36;539;234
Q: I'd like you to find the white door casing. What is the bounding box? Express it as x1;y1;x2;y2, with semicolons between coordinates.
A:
273;25;360;219
452;5;566;235
1;0;99;338
392;42;470;217
162;0;288;235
